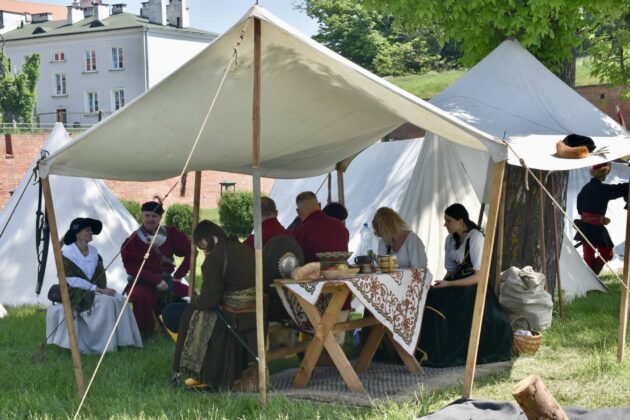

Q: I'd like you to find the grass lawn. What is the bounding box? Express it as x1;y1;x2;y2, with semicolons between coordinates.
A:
388;57;606;99
1;276;628;419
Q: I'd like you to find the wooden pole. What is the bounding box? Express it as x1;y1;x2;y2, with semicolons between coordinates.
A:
477;203;486;227
335;163;345;206
252;17;267;403
512;375;569;420
494;180;506;296
189;171;202;297
617;183;630;362
550;177;564;319
327;173;332;204
462;160;505;399
538;170;548;290
41;177;86;397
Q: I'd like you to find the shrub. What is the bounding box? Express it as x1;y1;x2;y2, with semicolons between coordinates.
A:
164;203;193;236
218;191;253;238
121;199;141;224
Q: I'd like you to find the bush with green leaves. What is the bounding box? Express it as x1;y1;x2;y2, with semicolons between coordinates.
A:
121;199;141;224
164;203;193;235
218;191;253;238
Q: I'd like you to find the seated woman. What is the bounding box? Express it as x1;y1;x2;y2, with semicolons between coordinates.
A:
46;218;142;355
417;203;512;367
168;220;258;390
372;207;427;268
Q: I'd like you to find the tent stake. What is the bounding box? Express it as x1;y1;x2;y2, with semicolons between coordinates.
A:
549;176;564;319
41;176;86;397
462;160;505;399
189;171;202;297
252;16;268;404
617;183;630;362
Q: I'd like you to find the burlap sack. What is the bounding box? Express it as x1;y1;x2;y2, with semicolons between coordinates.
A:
499;266;553;331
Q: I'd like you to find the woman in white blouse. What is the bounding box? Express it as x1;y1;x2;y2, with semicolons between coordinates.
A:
372;207;427;268
46;218;142;354
417;203;511;367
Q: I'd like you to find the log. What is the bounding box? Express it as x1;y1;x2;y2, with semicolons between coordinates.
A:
512;375;568;420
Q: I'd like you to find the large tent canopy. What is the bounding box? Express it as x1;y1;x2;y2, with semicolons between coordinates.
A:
38;6;506;181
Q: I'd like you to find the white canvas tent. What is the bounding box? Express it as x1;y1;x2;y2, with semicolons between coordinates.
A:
33;7;630;400
0;124;137;306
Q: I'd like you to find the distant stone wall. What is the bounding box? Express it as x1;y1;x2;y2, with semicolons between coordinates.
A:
0;133;273;211
574;84;630;127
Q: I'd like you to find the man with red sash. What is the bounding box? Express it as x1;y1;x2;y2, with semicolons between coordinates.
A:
243;197;288;248
121;201;190;332
576;163;628;274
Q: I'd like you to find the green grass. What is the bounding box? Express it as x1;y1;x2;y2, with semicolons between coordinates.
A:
387;57;605;99
1;276;629;418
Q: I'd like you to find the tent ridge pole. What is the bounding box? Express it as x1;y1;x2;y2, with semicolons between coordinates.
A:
462;160;506;398
41;176;86;397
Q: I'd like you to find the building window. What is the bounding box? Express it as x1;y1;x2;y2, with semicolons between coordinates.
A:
111;89;125;111
52;51;65;62
111;47;124;69
85;50;97;72
85;91;99;113
54;74;66;95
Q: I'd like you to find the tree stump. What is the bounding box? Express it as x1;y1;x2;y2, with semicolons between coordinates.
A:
512;374;568;420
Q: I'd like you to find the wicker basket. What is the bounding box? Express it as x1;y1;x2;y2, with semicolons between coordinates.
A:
511;316;542;356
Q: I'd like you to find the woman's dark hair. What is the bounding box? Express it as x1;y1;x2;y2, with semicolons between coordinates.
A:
444;203;482;248
193;220;227;253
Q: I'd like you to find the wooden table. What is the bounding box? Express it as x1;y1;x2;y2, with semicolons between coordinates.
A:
273;280;422;393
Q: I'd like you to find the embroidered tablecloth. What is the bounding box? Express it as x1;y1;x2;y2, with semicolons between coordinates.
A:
276;268;432;355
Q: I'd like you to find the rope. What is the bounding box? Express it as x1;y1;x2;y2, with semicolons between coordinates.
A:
501;139;630;294
72;20;252;419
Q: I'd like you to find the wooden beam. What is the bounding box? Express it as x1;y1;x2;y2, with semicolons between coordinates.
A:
41;177;85;397
550;176;564;319
618;183;630;362
538;170;548;289
462;160;505;399
189;171;201;297
252;16;267;404
494;179;506;296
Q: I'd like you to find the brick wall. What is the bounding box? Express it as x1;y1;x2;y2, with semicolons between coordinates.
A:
574;84;630;126
0;133;274;211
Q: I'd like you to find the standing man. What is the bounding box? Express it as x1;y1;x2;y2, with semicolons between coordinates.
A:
292;191;349;262
121;201;190;332
576;163;628;274
243;197;288;248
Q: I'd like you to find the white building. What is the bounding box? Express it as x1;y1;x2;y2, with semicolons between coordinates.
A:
2;0;217;126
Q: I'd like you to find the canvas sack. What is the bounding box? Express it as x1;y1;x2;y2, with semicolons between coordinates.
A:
499;266;553;331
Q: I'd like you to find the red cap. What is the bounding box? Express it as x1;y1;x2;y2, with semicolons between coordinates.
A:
592;163;609;169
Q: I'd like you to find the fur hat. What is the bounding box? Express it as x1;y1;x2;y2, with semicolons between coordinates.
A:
63;218;102;245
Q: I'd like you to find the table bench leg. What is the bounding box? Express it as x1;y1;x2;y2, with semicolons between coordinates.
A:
386;331;421;373
355;324;385;372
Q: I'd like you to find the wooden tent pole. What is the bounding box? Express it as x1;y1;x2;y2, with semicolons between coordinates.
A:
538;170;548;290
252;17;267;403
41;177;86;397
477;203;486;227
462;160;505;399
335;162;345;206
494;179;506;296
549;176;564;319
617;183;630;362
189;171;202;297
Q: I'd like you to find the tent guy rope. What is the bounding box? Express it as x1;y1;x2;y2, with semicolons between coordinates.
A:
72;20;251;420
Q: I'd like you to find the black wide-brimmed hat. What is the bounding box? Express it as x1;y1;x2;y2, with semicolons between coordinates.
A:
63;218;102;245
141;201;164;215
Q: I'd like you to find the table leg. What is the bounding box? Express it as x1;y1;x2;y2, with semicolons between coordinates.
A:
386;331;421;373
355;324;385;372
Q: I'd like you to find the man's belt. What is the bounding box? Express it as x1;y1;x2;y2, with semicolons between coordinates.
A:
581;212;610;225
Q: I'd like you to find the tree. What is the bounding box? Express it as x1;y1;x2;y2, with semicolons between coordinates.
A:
297;0;449;76
0;52;40;124
588;2;630;96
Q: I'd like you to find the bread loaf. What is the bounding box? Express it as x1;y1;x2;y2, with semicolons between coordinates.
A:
292;262;321;280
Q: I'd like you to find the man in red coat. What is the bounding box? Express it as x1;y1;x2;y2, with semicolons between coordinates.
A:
292;191;349;263
243;197;289;248
121;201;190;332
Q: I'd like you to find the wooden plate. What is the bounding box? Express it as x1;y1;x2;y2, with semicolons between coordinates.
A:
320;267;360;280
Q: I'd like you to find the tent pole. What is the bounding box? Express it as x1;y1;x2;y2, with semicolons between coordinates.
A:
327;173;332;204
252;16;267;404
617;183;630;362
41;176;86;397
477;203;485;227
335;162;345;206
189;171;202;297
538;170;549;290
494;179;506;296
462;160;505;399
550;176;564;319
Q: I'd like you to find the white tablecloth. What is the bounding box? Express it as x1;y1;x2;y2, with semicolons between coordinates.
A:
277;268;432;355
